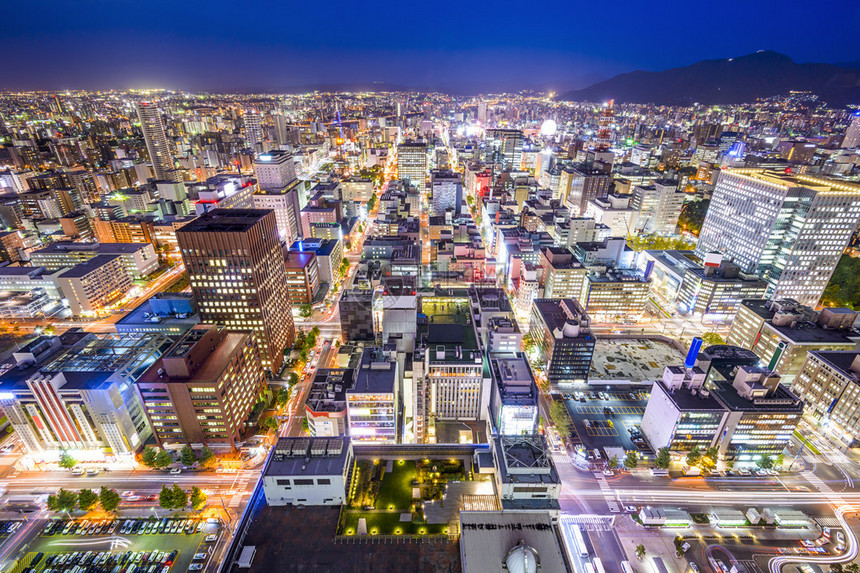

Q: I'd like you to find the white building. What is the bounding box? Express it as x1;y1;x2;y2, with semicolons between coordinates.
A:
695;169;860;307
262;437;353;506
585;193;639;238
254;150;296;191
430;170;463;216
631;180;684;235
135;102;174;181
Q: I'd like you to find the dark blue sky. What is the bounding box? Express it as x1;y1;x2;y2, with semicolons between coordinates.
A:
4;0;859;92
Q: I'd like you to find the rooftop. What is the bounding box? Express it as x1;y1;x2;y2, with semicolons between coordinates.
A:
350;348;397;394
305;368;354;414
33;241;152;255
264;437;351;477
58;254;123;278
177;209;270;234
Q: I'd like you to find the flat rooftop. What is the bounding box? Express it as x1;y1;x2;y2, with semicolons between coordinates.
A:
460;511;566;573
350;348;397;394
177;209;270;233
59;254;122;278
264;437;351;477
33;241;151;255
655;379;724;412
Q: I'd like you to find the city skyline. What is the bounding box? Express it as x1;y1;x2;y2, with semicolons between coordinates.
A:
3;0;859;92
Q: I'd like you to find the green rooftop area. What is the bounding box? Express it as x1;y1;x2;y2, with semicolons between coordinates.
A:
338;459;468;537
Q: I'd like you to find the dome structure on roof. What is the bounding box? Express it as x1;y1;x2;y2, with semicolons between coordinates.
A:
504;540;540;573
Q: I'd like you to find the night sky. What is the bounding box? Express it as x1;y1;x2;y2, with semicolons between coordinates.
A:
4;0;859;92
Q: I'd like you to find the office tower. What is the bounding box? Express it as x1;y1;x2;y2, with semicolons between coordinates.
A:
254;150;296;190
696;170;860;307
791;351;860;446
489;353;538;436
254;180;304;243
640;345;802;458
477;101;488;123
675;255;768;319
397;141;428;189
245;110;263;150
177;209;294;373
339;289;375;341
485;129;524;169
842;113;860;149
0;332;173;455
430;170;463;216
137;326;266;448
135;102;174;180
631;180;684;235
529;299;595;386
563;165;612;217
539;247;586;300
283;251;320;304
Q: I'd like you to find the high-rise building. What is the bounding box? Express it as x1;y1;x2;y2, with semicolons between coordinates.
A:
254;150;296;190
338;289;374;342
538;247;587;300
695;169;860;306
843;112;860;149
631;180;684;235
430;170;463;216
347;347;399;443
564;165;613;217
244;111;263;150
136;326;266;448
253;179;304;243
791;350;860;447
397;142;428;190
178;209;294;373
135;102;174;181
529;299;595;386
485;129;523;169
488;353;538;436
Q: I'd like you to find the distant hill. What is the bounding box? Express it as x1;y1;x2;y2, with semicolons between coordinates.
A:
562;51;860;107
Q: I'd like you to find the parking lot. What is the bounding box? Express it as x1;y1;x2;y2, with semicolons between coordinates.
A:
10;517;222;573
562;387;653;459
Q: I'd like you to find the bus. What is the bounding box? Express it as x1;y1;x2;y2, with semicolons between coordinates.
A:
620;562;634;573
584;563;596;573
570;523;588;556
593;557;606;573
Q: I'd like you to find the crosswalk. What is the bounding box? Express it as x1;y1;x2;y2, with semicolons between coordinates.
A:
592;472;620;512
816;516;842;528
801;470;847;505
562;514;616;531
228;470;257;508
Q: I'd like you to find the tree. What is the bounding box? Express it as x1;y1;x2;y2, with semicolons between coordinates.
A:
310;326;320;339
701;332;725;347
154;449;174;469
141;447;157;468
846;564;860;573
701;447;719;471
55;489;78;513
757;454;774;470
47;494;58;512
171;484;188;509
262;416;280;432
655;447;671;469
180;445;197;467
276;386;292;407
287;373;299;387
159;485;174;510
624;451;638;470
679;198;710;237
344;239;352;251
685;445;702;467
58;450;76;469
608;455;619;469
367;193;377;212
190;486;207;511
99;487;120;512
774;453;784;469
549;401;572;438
199;447;217;469
635;544;646;559
78;489;98;511
339;258;351;277
299;304;313;318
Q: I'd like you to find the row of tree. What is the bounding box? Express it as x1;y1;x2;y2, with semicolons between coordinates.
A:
140;445;216;469
159;484;207;511
47;487;121;513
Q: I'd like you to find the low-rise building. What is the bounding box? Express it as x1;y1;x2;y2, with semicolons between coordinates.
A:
57;254;132;316
262;437;353;506
676;255;768;319
30;241;158;279
115;293;199;335
492;435;560;513
305;369;354;437
347;348;399;443
489;354;538;436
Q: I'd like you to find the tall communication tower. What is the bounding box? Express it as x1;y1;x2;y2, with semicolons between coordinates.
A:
594;99;614;151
